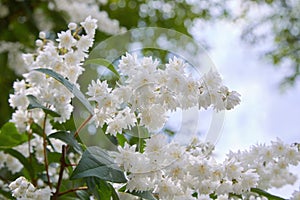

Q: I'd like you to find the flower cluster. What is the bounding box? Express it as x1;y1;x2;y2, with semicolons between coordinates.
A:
113;134;300;199
52;0;125;35
87;53;241;135
9;16;97;132
9;177;51;200
227;139;300;189
0;41;27;75
4;17;97;197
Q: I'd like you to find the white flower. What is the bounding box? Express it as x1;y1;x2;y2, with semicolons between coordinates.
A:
87;79;111;101
64;50;82;66
112;85;132;103
80;16;98;36
57;30;76;49
140;56;159;74
202;70;222;90
9;177;51;200
158;89;178;111
114;143;138;171
166;70;187;93
13;79;27;93
140;104;167;132
144;134;168;153
216;194;229;200
118;53;138;76
225;90;241;110
39;32;46;39
92;107;111;128
130;71;156;89
23;71;47;87
271;138;288;156
54;103;73;123
166;56;187;73
9;93;29;109
126;173;155;192
156;178;182;199
76;34;94;51
119;107;137;129
106;118;126;136
68;22;77;30
10;109;29;133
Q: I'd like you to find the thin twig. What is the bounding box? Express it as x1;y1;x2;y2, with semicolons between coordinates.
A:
58;186;88;197
52;145;67;200
27;122;37;186
53;115;92;199
73;114;93;138
42;113;52;189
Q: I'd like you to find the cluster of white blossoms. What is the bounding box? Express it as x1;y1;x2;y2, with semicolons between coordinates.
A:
9;16;97;132
9;177;51;200
87;53;241;135
112;134;300;199
52;0;126;35
4;17;97;196
0;41;27;75
227;139;300;190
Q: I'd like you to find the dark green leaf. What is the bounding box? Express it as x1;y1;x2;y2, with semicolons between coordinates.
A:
98;180;118;200
250;188;286;200
118;185;127;192
56;196;80;200
27;95;61;117
0;188;13;199
76;190;90;200
30;122;44;137
47;152;61;164
0;122;28;148
71;146;126;183
104;134;118;146
48;131;82;153
109;182;120;200
116;133;127;147
86;177;119;200
34;68;94;114
128;190;157;200
84;58;120;78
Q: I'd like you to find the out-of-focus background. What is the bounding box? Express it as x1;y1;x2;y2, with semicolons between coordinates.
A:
0;0;299;197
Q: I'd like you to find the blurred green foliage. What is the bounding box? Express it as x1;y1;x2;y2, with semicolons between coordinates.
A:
235;0;300;88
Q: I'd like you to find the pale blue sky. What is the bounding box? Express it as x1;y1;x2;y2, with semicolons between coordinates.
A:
199;20;300;198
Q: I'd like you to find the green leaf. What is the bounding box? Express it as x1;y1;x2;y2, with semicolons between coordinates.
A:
0;188;13;199
71;146;127;183
34;68;94;114
27;95;61;117
0;122;28;148
128;190;157;200
116;133;127;147
48;131;83;153
86;177;120;200
84;58;120;78
250;188;286;200
76;190;90;200
47;151;61;164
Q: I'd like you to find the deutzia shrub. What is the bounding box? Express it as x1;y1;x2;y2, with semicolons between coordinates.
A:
0;16;299;200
